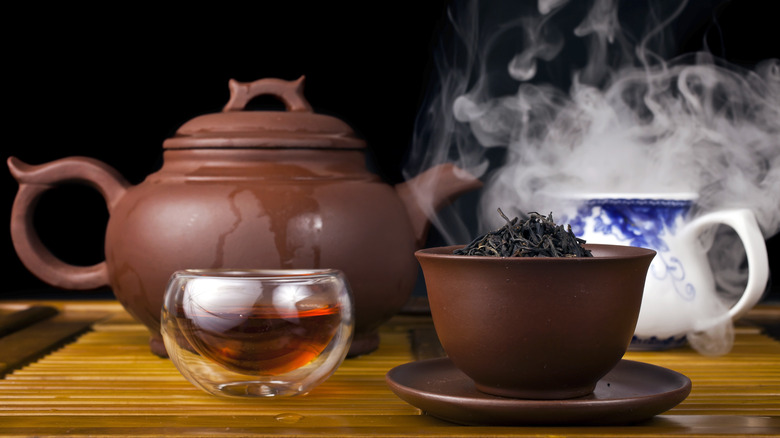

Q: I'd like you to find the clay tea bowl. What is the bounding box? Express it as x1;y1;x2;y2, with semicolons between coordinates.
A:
415;244;656;400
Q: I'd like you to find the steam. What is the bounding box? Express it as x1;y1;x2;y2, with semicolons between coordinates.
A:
404;0;779;354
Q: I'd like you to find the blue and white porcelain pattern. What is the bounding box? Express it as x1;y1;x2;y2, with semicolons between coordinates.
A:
559;193;768;352
572;197;696;302
565;196;696;349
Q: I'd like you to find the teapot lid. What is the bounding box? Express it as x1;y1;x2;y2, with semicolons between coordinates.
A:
163;77;365;150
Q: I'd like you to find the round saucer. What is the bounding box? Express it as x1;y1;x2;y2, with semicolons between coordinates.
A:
385;358;691;426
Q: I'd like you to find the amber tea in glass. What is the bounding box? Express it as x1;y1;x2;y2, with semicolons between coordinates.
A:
162;269;353;398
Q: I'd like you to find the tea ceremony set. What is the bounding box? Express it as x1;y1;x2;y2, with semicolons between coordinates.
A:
1;75;778;437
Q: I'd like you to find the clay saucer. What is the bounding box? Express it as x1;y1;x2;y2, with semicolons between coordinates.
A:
386;358;691;426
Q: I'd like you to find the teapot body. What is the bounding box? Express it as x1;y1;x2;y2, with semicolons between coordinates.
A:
106;148;418;356
9;77;482;357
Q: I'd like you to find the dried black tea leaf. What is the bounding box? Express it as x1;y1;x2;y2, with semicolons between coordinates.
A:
453;209;593;258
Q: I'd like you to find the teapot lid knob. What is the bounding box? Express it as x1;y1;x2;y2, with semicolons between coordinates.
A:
163;76;365;150
223;77;313;113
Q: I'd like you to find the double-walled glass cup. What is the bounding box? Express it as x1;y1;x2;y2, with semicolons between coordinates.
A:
161;269;353;398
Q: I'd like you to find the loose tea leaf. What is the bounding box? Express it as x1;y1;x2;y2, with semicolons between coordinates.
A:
453;210;593;258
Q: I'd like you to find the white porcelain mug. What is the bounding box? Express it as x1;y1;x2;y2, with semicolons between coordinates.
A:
557;193;769;352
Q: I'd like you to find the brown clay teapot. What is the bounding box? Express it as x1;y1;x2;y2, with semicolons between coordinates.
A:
8;77;481;357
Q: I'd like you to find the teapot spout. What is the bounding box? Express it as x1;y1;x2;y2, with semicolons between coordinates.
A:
396;163;482;248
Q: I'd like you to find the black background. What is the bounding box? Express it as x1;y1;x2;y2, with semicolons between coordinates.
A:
3;1;778;301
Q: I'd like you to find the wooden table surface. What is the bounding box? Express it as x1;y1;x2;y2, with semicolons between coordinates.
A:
0;300;778;437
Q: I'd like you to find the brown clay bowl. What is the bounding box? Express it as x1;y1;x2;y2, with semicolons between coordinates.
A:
415;244;656;400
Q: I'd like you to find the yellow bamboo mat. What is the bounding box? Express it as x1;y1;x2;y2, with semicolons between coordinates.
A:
625;325;780;418
0;302;779;437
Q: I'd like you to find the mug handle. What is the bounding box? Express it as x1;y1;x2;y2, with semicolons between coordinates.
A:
683;209;769;322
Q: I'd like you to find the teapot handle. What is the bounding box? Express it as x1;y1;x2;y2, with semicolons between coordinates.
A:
7;156;129;290
223;76;313;113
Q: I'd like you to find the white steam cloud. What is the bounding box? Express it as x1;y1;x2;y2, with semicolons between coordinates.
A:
404;0;779;354
405;0;779;247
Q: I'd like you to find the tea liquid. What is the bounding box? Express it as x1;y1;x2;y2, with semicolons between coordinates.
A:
179;305;342;375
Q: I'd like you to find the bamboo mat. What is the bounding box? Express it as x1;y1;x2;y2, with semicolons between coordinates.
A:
0;301;779;437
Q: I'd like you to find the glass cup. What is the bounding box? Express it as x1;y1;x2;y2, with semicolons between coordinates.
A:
161;269;354;398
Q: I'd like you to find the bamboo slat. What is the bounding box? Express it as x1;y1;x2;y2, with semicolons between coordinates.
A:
0;301;778;437
0;306;58;338
0;306;100;378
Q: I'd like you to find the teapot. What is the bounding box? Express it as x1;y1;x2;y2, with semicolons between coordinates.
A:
8;77;482;357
